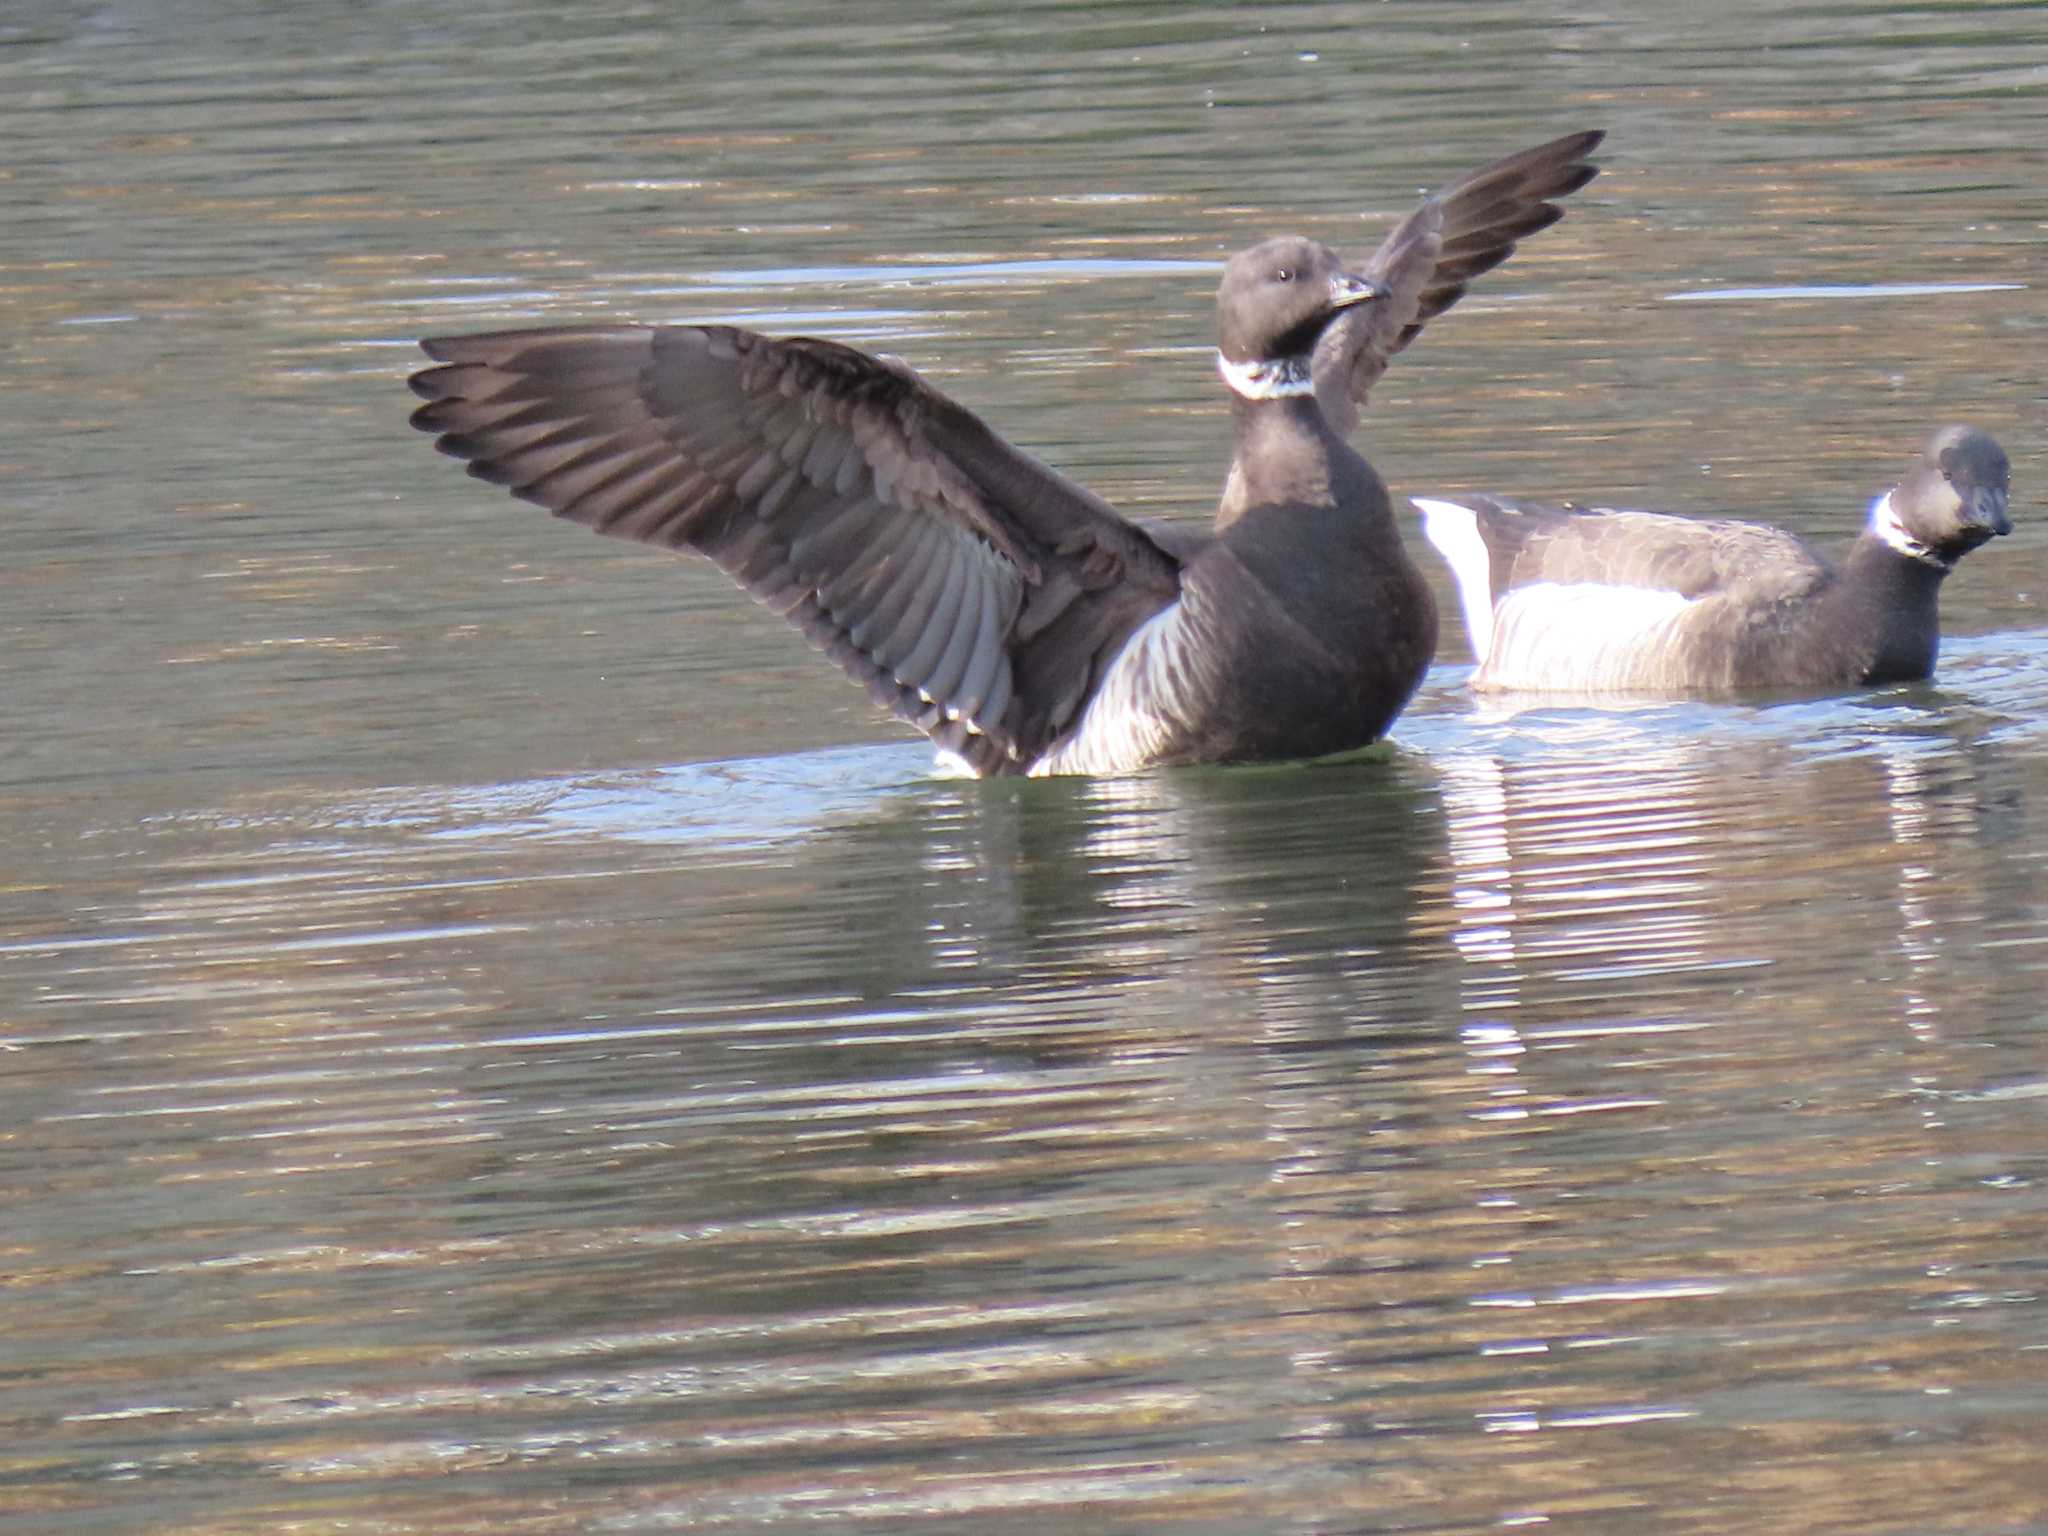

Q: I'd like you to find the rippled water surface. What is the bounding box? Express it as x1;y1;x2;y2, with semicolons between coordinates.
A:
6;3;2048;1532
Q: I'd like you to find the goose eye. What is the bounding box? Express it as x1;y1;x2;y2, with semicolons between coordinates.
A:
1271;267;1295;283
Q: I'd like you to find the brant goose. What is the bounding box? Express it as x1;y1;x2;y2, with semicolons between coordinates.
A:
1415;424;2012;694
408;131;1602;775
1220;129;1603;517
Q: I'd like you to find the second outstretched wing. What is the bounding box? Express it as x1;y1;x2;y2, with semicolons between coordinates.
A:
1316;128;1605;431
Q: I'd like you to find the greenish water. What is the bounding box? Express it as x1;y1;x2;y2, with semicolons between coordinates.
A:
4;3;2046;1532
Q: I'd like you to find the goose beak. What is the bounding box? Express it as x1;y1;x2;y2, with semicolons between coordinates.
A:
1967;482;2012;538
1328;272;1385;309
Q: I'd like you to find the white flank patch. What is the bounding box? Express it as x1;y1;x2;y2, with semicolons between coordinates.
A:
1215;351;1314;401
1413;497;1497;667
1478;581;1698;693
1867;490;1951;570
1030;599;1199;776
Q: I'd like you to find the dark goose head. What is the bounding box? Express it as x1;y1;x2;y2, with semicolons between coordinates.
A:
1883;424;2012;569
1215;236;1382;395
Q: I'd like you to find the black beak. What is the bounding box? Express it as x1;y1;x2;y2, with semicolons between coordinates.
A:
1966;483;2012;538
1328;271;1386;309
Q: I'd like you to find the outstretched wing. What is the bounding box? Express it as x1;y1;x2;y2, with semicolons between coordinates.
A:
1316;128;1604;431
409;326;1181;774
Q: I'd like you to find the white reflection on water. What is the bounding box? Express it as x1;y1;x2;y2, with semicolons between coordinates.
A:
1664;281;2025;302
1412;629;2048;1154
1882;743;1945;1045
1435;718;1729;1131
428;741;930;848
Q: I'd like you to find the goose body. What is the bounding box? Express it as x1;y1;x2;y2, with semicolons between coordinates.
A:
1416;425;2012;695
408;131;1602;774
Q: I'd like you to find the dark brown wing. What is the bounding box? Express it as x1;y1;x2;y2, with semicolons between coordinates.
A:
408;325;1181;773
1315;128;1604;431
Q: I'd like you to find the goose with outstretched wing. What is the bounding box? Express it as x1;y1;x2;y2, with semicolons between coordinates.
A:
409;130;1604;773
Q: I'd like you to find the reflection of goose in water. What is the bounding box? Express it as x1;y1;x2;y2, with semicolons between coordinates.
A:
1880;743;1946;1047
1422;682;2035;1129
1436;728;1726;1128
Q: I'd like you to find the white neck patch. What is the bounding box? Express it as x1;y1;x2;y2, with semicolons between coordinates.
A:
1868;490;1952;571
1216;351;1313;400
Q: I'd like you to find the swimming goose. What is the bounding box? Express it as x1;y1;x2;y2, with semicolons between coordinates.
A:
1415;424;2012;694
408;131;1602;774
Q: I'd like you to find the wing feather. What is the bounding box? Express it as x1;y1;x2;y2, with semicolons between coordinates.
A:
1321;129;1603;427
923;576;984;708
409;324;1181;769
895;535;970;689
1501;505;1823;606
955;586;1008;724
866;529;958;670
